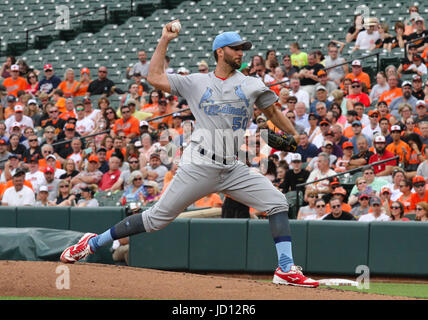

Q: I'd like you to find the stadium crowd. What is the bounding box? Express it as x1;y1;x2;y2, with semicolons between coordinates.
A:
0;4;427;224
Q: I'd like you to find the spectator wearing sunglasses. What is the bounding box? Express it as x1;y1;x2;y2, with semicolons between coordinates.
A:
304;198;328;220
409;176;428;213
389;201;410;221
351;194;371;219
358;196;390;221
323;197;356;220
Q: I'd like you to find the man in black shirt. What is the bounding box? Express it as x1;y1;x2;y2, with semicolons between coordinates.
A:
406;16;428;53
87;66;115;97
280;153;310;193
323;197;356;221
348;136;374;170
412;75;425;100
297;52;324;98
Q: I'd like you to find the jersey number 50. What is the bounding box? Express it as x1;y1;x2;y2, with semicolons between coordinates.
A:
232;117;249;131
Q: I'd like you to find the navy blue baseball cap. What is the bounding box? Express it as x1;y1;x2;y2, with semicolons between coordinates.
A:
212;32;252;52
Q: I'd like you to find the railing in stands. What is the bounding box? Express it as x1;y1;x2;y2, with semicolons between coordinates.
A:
25;5;109;49
294;156;400;215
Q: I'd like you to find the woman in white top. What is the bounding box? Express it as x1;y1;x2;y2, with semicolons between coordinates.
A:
305;113;321;143
304;198;328;220
369;72;390;103
297;190;318;220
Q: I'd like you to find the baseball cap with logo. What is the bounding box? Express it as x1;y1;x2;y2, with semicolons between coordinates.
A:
323;140;333;147
343;141;354;149
391;125;401;132
333;187;347;196
140;120;149;127
12;122;21;128
44;64;53;71
374;135;386;143
14;105;24;112
368;110;379;117
317;69;327;77
370;196;382;206
290;153;302;162
81;67;90;74
212;31;252;52
43;166;55;174
88;155;99;163
0;139;7;145
413;176;425;184
351;78;361;84
28;99;38;105
381;187;391;194
351;60;362;67
11;64;20;71
413;74;422;81
65;123;75;130
402;81;412;87
416;100;427;108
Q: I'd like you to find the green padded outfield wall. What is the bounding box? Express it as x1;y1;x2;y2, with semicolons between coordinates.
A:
368;221;428;276
129;218;190;270
189;218;248;271
17;207;70;230
0;207;16;227
306;221;370;275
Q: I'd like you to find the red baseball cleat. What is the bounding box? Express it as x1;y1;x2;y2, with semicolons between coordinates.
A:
273;265;319;288
60;233;97;263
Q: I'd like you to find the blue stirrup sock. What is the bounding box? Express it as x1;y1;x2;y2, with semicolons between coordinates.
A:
268;211;294;272
89;213;146;252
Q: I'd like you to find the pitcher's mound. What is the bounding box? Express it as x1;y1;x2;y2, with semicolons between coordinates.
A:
0;260;408;300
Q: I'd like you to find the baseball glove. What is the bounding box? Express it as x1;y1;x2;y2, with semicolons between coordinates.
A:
264;129;298;152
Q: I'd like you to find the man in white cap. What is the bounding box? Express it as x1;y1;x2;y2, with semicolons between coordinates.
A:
2;64;27;97
353;17;380;52
282;153;310;193
4;104;34;133
389;81;418;118
414;100;428;123
344;60;371;89
1;168;35;207
368;135;396;178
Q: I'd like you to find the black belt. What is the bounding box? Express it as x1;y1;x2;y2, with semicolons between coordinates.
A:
199;148;235;165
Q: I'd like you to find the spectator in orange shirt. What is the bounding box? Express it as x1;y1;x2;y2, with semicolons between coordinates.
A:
59;98;77;121
112;104;140;139
398;178;413;213
106;136;127;161
386;124;411;163
409;176;428;212
194;193;223;208
58;68;80;98
74;67;91;97
149;99;173;130
378;74;403;106
2;64;28;97
344;60;371;90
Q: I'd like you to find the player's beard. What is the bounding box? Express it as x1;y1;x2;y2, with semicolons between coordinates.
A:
223;52;242;70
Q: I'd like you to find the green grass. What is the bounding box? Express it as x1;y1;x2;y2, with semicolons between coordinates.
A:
321;282;428;299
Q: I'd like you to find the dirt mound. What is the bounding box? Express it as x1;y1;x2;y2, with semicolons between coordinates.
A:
0;261;412;300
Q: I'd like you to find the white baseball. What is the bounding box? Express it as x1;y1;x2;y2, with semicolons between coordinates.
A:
171;21;181;33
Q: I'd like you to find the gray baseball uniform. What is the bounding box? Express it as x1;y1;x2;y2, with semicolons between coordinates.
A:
140;71;289;232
